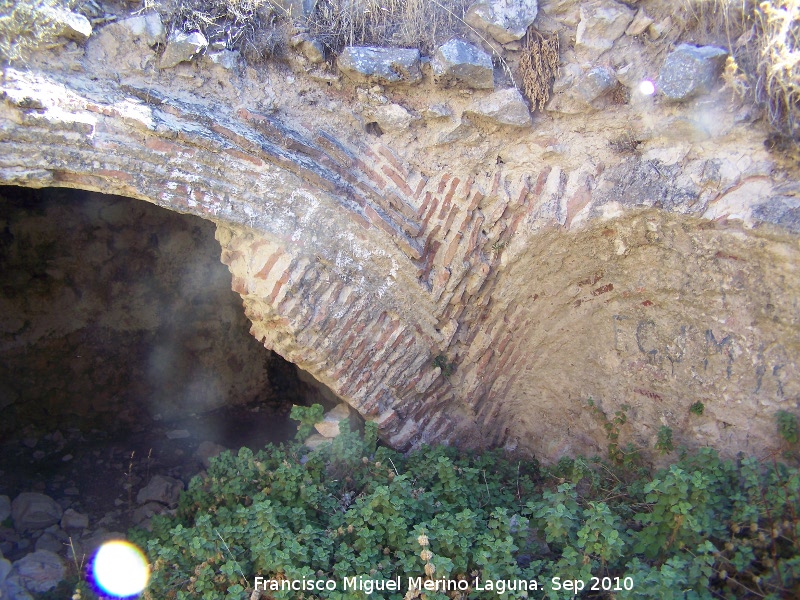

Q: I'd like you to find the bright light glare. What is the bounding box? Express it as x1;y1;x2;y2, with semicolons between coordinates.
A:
639;80;656;96
92;541;150;597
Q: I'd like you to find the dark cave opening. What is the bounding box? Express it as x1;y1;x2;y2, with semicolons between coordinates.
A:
0;186;336;564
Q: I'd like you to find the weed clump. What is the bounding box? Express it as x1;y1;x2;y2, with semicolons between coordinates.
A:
128;403;800;600
519;27;559;111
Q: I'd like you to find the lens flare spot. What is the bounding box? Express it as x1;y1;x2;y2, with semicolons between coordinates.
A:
639;80;656;96
91;541;150;597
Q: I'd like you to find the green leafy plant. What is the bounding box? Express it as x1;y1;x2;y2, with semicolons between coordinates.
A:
655;426;674;455
777;409;799;444
132;410;800;600
288;403;324;440
432;353;454;378
689;401;705;416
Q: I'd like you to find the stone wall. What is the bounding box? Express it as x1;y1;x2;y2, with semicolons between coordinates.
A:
1;0;798;462
0;187;271;431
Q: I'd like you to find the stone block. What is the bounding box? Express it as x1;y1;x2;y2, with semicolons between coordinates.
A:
60;508;88;531
465;0;539;44
464;88;531;127
432;39;494;89
120;13;165;46
576;0;635;53
159;31;208;69
12;550;65;593
337;47;422;85
136;475;184;506
314;403;352;438
365;103;416;132
656;44;728;101
11;494;62;532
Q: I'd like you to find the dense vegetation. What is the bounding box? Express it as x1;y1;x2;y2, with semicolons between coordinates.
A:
121;406;800;599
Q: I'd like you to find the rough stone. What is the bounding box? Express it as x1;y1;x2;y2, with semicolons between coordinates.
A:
42;6;92;43
425;103;453;119
33;532;63;553
576;0;635;53
625;8;653;36
77;530;124;560
314;403;352;438
194;441;228;468
10;494;62;532
136;475;183;506
12;550;65;594
60;509;88;531
656;44;728;101
119;12;165;46
132;502;168;531
465;0;539;44
298;39;325;64
208;50;240;70
752;195;800;234
2;574;33;600
0;496;9;524
432;39;494;89
463;88;531;127
304;433;333;450
0;554;10;588
159;31;208;69
337;47;422;85
365;103;416;132
576;66;617;103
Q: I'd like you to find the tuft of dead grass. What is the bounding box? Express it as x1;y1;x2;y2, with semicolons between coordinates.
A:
519;27;559;111
755;0;799;139
307;0;470;54
674;0;799;144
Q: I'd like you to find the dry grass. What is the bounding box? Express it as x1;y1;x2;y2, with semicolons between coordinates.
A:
674;0;799;143
307;0;470;54
755;0;799;139
519;27;559;111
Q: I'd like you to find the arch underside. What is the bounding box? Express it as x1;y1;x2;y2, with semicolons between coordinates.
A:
2;67;799;461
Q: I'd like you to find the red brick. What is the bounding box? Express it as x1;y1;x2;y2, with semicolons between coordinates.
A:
392;232;423;260
467;188;485;212
97;169;134;184
231;276;248;295
438;177;459;220
490;171;502;197
437;173;451;194
381;164;414;197
146;137;189;155
420;196;440;232
365;204;396;237
566;182;592;229
418;191;432;218
385;190;419;222
443;204;459;232
376;144;409;177
413;175;427;198
441;231;464;268
268;269;292;304
225;147;263;167
354;157;387;189
467;214;485;254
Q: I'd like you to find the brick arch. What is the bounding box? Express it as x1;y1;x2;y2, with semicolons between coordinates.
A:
0;68;514;450
3;68;800;462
